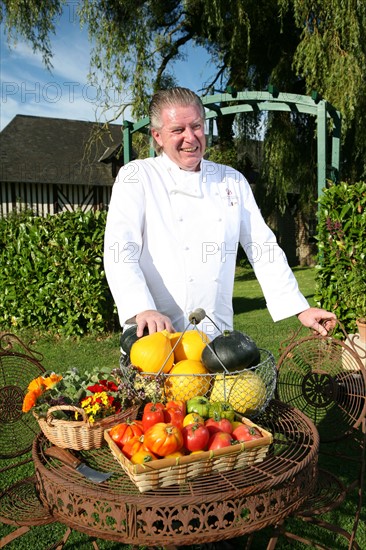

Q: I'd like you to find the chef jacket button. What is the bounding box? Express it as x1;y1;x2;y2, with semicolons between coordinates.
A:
184;246;189;251
188;276;194;282
178;217;183;222
218;218;222;222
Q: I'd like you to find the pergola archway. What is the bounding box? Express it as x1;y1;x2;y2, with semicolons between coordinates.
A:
121;88;341;202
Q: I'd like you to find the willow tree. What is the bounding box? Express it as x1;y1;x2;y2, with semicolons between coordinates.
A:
2;0;365;184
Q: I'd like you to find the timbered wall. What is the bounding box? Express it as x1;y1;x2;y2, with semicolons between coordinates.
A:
0;182;112;217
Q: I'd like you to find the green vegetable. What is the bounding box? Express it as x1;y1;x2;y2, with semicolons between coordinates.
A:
201;330;260;373
186;395;210;418
208;401;235;422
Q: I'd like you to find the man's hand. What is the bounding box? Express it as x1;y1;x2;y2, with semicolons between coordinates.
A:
135;310;175;337
297;308;337;336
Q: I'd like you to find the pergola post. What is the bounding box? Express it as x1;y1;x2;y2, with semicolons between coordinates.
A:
317;100;328;202
123;120;133;165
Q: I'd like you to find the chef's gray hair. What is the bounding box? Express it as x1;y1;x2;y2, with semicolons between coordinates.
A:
149;87;205;155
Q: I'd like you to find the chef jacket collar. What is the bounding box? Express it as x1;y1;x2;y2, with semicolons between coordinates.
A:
160;153;204;198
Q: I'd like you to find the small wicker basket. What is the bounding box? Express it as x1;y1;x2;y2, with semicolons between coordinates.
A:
34;403;139;451
105;417;272;493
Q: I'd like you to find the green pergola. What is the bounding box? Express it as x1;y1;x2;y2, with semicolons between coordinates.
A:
122;88;341;201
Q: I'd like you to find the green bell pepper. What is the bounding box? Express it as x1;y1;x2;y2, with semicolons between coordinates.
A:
186;395;210;418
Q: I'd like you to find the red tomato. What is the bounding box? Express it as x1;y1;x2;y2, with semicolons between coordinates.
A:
205;417;233;435
207;431;233;451
165;400;186;416
109;420;144;448
142;402;165;431
122;435;145;459
144;422;184;457
181;423;210;452
232;424;263;442
164;406;185;430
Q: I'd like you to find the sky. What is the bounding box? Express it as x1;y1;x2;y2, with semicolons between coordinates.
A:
0;5;216;131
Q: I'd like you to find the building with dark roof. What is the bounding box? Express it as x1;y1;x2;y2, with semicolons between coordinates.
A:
0;115;122;217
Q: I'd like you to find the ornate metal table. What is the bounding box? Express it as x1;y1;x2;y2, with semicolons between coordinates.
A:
32;400;319;547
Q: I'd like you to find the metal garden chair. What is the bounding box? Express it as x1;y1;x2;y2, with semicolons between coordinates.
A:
264;323;366;549
0;333;72;549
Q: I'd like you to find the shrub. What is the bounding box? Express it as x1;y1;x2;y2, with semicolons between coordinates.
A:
0;210;118;336
315;181;366;334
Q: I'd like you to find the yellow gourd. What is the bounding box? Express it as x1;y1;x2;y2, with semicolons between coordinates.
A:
130;332;174;374
168;330;210;362
211;371;266;415
164;359;211;400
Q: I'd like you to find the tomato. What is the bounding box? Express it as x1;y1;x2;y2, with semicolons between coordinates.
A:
231;421;243;430
165;400;186;416
164;406;185;430
186;395;210;418
122;435;145;459
207;431;233;451
181;423;210;452
205;417;233;435
165;449;187;459
130;448;158;464
183;412;205;427
142;402;165;431
109;420;144;448
144;422;184;457
208;401;235;422
232;424;263;442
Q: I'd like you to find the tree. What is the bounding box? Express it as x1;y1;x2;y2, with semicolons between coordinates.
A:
1;1;365;181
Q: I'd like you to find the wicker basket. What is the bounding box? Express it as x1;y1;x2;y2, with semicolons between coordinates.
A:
34;404;139;451
104;417;272;493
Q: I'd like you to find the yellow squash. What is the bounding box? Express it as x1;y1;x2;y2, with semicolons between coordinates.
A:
130;331;174;374
211;371;266;416
164;359;211;401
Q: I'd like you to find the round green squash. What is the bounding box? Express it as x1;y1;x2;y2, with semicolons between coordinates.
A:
201;329;260;373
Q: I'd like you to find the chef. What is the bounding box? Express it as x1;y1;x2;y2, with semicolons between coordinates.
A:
104;87;336;338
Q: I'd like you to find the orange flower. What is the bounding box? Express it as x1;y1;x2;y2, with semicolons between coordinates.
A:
22;373;62;413
22;388;43;413
27;376;46;393
42;373;63;389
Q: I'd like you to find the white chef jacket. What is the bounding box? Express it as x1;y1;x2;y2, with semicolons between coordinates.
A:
104;153;309;338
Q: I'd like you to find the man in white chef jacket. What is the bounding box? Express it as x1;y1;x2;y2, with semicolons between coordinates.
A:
104;87;336;339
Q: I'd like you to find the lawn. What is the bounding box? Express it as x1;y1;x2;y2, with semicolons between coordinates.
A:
1;266;365;549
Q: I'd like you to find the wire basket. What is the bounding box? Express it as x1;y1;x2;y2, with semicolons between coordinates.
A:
34;404;139;451
121;309;277;419
105;416;273;492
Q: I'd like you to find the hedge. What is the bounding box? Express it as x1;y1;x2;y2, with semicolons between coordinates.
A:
315;180;366;334
0;210;118;336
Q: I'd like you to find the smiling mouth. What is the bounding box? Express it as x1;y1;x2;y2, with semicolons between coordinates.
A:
181;147;198;153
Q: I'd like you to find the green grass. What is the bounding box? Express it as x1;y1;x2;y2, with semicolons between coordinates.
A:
233;265;318;357
1;267;365;549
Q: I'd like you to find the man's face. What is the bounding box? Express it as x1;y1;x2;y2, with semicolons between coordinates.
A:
151;104;206;171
